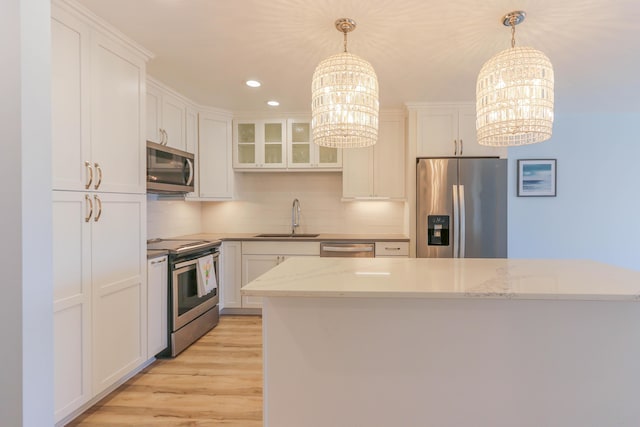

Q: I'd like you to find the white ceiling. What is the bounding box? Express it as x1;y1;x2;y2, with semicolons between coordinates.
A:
78;0;640;114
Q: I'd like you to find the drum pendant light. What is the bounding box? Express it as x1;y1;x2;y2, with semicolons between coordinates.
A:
311;18;379;148
476;11;554;146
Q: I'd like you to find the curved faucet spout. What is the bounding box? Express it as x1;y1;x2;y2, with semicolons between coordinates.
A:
291;198;301;235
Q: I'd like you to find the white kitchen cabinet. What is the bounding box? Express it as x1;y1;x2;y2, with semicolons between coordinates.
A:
53;191;92;422
220;241;242;309
342;114;406;199
90;31;146;194
241;241;320;308
53;5;145;194
53;192;147;420
233;119;287;170
147;255;168;358
191;110;234;199
374;241;410;257
51;7;90;192
92;193;147;396
287;119;342;170
415;103;506;158
147;79;188;151
52;3;150;423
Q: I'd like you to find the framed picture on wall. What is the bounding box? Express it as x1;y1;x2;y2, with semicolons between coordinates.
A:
517;159;557;197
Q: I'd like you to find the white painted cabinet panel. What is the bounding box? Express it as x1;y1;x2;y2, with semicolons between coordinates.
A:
196;111;234;199
241;254;279;309
342;114;405;199
147;256;168;358
220;241;242;309
92;193;147;395
51;8;90;192
241;241;320;309
52;192;92;423
90;32;146;194
415;104;506;158
146;81;187;150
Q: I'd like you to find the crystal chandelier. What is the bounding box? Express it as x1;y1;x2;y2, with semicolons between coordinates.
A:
476;11;554;146
311;18;379;148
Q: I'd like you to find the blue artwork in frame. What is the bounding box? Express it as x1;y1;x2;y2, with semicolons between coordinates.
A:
517;159;557;197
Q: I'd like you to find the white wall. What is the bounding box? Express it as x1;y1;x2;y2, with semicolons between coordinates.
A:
508;112;640;271
146;196;203;239
0;0;54;425
201;173;405;234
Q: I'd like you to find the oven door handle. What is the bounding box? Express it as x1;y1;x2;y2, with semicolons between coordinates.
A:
174;252;219;270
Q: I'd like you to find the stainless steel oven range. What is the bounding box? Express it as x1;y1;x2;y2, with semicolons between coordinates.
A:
147;238;221;357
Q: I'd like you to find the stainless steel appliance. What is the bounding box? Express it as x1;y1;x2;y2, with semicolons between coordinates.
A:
320;242;375;258
147;238;221;357
416;157;507;258
146;141;195;194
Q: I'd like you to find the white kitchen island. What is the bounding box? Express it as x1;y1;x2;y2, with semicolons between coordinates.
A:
241;258;640;427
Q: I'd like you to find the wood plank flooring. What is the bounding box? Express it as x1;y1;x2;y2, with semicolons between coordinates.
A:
68;315;263;426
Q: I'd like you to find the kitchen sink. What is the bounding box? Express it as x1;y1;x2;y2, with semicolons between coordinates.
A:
254;233;320;238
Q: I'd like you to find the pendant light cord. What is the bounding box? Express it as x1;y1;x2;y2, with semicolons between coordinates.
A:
510;19;517;48
343;31;348;52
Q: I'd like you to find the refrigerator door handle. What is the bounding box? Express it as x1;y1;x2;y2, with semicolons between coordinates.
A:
459;184;466;258
452;184;459;258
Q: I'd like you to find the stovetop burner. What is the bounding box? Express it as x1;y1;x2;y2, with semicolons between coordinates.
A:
147;238;221;254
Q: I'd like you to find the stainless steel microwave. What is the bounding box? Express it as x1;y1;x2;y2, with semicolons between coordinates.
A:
146;141;195;194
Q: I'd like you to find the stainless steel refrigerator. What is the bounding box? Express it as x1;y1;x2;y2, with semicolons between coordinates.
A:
416;158;507;258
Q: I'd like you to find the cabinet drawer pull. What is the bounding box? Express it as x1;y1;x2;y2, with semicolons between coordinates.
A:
151;258;166;265
85;161;93;189
94;162;103;190
94;195;102;222
85;194;93;222
385;247;401;251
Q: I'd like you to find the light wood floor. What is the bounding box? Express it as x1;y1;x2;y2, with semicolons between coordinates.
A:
68;315;263;426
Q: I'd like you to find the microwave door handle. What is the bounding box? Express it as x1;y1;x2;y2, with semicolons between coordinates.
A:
185;158;194;186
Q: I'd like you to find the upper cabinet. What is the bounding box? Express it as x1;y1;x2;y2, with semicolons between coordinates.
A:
233;119;287;170
287;119;342;170
52;3;147;194
342;112;406;199
232;118;343;172
146;80;187;151
413;103;506;158
189;110;234;200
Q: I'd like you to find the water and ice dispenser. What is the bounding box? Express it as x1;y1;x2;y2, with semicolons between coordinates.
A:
427;215;449;246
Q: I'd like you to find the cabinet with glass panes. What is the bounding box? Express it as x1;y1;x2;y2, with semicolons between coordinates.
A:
287;119;342;170
233;119;287;169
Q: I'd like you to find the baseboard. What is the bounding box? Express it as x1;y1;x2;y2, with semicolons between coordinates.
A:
220;307;262;316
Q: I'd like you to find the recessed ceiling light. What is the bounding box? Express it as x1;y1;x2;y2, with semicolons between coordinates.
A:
245;80;261;88
267;100;280;107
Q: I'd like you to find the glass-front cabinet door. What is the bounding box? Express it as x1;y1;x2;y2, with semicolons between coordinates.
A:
234;120;286;169
287;119;342;170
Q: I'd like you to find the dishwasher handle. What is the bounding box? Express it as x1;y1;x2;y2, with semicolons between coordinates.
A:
320;242;375;258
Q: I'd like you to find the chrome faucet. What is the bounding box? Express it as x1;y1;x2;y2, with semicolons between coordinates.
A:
291;198;301;235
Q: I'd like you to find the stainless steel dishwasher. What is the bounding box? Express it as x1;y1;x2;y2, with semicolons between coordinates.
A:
320;242;375;258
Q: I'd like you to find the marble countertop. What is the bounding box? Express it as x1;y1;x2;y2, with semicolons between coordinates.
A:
241;257;640;301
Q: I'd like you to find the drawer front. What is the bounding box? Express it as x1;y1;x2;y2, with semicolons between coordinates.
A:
242;241;320;256
375;241;409;257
